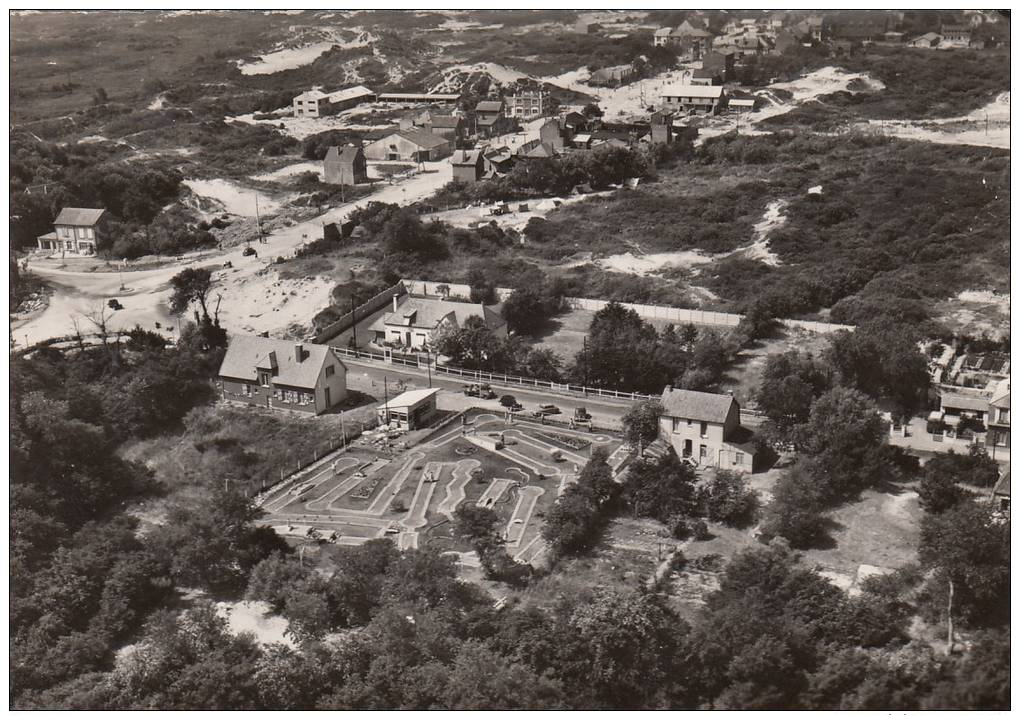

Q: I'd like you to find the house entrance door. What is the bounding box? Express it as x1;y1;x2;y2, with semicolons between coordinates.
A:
325;386;331;407
699;444;708;461
683;439;692;457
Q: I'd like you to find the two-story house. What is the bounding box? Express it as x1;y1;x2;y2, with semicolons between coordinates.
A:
986;379;1010;450
474;99;512;137
37;208;107;255
658;386;757;473
368;295;507;350
218;336;348;415
323;144;368;186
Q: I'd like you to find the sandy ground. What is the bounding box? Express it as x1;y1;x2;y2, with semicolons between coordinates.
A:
427;189;606;229
863;91;1010;149
932;289;1011;340
728;199;785;266
183;179;288;217
17;160;453;344
236;29;376;75
216;600;295;646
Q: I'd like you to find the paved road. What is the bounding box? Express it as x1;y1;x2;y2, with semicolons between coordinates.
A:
345;358;765;432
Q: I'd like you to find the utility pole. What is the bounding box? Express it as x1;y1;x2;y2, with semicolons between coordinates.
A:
382;376;389;426
582;336;588;396
946;579;955;655
254;193;262;242
426;349;432;387
350;295;357;347
340;410;346;449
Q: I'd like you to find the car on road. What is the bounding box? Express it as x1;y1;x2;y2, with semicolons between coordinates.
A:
531;404;561;417
463;383;497;399
242;245;257;257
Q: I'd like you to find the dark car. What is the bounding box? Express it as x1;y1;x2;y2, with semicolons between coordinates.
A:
107;298;124;310
242;246;257;257
531;404;561;417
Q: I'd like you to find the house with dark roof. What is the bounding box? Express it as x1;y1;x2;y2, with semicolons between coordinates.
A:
37;207;107;255
690;67;722;86
415;112;466;142
474;99;511;137
481;146;515;177
323;144;368;186
363;129;452;162
368;294;507;350
659;386;757;473
450;149;485;183
218;336;348;415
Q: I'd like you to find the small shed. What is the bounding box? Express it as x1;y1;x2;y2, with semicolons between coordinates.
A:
376;388;441;431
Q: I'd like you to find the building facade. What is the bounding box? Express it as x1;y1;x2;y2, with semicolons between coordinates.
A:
450;149;485;183
986;380;1010;450
323;144;368;185
368;294;507;350
218;336;348;415
661;84;726;113
363;129;452;162
507;89;550;119
658;387;756;473
376;388;440;431
36;208;107;255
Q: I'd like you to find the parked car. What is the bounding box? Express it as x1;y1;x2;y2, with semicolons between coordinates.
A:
242;245;257;257
531;404;561;417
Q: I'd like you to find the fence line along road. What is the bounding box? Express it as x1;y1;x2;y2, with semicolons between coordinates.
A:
329;345;766;420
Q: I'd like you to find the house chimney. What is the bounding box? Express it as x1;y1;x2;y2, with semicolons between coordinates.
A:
393;295;399;312
295;343;304;363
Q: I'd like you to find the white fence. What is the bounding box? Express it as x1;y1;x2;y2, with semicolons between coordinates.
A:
329;345;765;421
400;278;853;334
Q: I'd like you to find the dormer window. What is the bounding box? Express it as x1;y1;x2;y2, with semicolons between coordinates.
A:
259;372;270;387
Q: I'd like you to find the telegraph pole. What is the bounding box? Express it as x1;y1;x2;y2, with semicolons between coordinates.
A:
382;376;389;426
254;193;263;242
582;336;589;396
350;295;357;347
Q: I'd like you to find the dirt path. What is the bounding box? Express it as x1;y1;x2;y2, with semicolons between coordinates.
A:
19;160;453;345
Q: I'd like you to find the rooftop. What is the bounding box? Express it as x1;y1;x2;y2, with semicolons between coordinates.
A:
326;85;375;102
660;386;737;423
54;207;106;226
378;387;441;411
475;100;503;112
369;296;505;333
661;84;725;99
218;336;341;389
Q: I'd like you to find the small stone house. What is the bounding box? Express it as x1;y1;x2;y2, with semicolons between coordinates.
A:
368;294;507;350
450;149;485;183
218;336;348;415
323;144;368;185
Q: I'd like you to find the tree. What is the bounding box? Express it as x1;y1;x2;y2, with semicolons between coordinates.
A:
169;268;214;322
793;386;888;499
918;501;1009;628
760;461;830;547
542;448;619;557
826;322;930;420
701;470;760;527
756;351;830;441
622;448;698;523
916;459;968;514
621;400;664;455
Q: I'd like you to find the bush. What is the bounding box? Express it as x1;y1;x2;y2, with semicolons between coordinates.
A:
701;471;760;527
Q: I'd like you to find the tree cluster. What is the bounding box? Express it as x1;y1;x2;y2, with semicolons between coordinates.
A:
541;448;620;557
432;315;564;382
571;302;742;395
